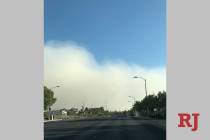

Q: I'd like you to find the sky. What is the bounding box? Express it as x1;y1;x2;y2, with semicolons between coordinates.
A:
45;0;166;67
44;0;166;111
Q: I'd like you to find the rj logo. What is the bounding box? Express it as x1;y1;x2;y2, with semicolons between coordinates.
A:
178;113;200;131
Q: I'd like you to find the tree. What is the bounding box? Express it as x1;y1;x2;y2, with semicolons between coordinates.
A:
157;91;166;110
134;95;158;112
156;91;166;118
132;91;166;119
44;86;57;111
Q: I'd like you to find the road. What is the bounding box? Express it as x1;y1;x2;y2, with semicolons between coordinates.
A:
44;117;166;140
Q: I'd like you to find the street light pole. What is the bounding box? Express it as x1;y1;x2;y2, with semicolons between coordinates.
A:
133;76;149;115
128;96;136;103
48;85;60;120
128;96;136;116
128;96;136;108
133;76;147;97
49;86;60;110
143;79;147;97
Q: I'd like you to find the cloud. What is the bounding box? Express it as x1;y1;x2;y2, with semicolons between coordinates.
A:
44;41;166;111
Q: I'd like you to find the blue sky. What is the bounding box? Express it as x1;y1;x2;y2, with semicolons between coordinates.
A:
45;0;166;68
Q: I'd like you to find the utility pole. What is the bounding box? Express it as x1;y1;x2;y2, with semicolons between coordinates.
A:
133;76;148;116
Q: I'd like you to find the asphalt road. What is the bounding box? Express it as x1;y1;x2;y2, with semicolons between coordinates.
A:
44;117;166;140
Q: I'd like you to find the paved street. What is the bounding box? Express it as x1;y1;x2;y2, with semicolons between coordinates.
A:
45;117;166;140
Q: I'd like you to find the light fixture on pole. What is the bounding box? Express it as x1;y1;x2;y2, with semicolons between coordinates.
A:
50;85;60;90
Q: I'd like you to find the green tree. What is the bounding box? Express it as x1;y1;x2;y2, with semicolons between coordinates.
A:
132;91;166;119
134;95;158;112
142;95;158;112
156;91;166;118
44;86;57;110
157;91;166;110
